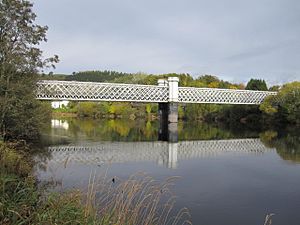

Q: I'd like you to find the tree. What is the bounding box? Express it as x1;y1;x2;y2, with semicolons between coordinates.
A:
0;0;58;141
196;75;219;84
245;79;268;91
260;82;300;124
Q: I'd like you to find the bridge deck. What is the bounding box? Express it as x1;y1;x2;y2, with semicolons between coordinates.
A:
36;80;277;104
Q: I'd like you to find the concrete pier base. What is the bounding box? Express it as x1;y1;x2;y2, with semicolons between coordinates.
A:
158;102;178;142
167;122;178;143
168;102;178;123
158;103;168;141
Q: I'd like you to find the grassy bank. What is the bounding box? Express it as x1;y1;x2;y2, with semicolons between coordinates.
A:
0;142;92;224
0;142;191;225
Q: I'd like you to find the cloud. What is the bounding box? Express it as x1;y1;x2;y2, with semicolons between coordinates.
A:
33;0;300;84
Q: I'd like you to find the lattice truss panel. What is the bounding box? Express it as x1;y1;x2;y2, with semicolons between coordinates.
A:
36;80;169;102
46;139;273;166
178;87;277;104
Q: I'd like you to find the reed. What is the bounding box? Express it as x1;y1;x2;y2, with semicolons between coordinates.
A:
263;214;275;225
83;170;192;225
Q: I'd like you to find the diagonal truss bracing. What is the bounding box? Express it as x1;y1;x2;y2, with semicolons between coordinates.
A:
36;80;169;103
178;87;277;105
36;80;277;104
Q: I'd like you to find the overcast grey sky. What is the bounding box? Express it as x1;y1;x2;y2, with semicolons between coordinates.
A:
33;0;300;84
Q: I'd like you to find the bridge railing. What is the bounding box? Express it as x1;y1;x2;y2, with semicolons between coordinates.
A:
36;78;277;104
36;80;169;103
178;86;277;104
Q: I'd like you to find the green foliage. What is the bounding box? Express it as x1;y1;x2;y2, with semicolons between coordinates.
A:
185;104;221;120
39;73;67;80
269;85;280;91
65;70;131;82
0;143;95;225
246;79;268;91
260;96;278;115
34;192;89;225
112;72;149;84
72;102;137;119
178;121;233;140
196;75;219;84
0;174;38;224
260;82;300;124
0;143;36;224
76;102;100;118
178;105;185;119
260;128;300;163
216;105;262;127
145;104;152;114
0;0;58;141
0;143;32;177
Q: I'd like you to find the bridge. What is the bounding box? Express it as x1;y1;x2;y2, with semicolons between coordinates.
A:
45;139;274;169
36;77;276;104
36;77;277;142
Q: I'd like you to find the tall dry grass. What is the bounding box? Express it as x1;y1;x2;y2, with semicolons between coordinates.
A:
83;170;192;225
263;214;274;225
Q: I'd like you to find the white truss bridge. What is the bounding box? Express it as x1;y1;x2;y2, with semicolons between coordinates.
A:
36;78;277;105
46;139;273;169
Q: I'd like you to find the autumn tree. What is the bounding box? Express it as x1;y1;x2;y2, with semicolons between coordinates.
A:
260;82;300;124
0;0;58;141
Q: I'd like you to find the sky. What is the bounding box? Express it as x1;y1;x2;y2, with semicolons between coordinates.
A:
33;0;300;84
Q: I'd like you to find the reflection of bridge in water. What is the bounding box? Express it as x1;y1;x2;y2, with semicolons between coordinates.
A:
47;139;274;169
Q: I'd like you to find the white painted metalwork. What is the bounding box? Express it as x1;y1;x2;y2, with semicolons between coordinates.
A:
36;79;277;104
45;139;273;169
36;80;169;103
179;87;277;104
168;77;179;102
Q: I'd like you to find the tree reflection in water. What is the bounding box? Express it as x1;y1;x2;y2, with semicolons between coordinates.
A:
260;128;300;163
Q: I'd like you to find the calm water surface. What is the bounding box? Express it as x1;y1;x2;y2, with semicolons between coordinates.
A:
36;118;300;225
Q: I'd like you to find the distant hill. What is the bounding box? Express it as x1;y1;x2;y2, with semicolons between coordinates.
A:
65;70;131;83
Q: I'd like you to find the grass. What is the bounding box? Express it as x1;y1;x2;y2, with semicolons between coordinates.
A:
0;142;90;224
263;214;275;225
0;142;191;224
84;170;192;225
0;142;38;224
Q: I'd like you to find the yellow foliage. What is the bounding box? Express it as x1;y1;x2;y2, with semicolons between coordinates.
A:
208;82;219;88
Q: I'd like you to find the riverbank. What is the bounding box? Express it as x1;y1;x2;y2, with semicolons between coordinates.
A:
0;142;93;224
52;103;159;121
0;141;191;225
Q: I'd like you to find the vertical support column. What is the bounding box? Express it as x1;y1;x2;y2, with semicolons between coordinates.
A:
157;77;179;143
168;143;178;169
167;77;179;143
168;77;179;104
168;77;179;123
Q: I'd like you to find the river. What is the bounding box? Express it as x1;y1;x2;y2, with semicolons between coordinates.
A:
35;118;300;225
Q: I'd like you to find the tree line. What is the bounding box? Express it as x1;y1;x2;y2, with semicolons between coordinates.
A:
48;71;300;128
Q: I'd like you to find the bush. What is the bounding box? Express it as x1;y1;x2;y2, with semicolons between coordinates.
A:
260;82;300;124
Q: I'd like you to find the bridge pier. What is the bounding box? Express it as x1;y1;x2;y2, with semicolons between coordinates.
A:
158;77;179;143
168;143;178;169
